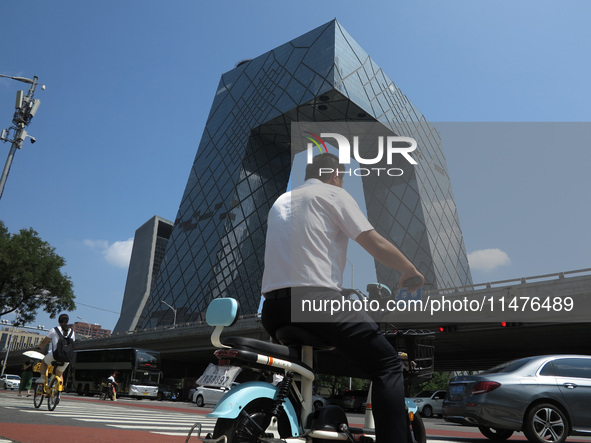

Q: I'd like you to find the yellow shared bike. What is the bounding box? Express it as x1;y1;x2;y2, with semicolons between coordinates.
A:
32;361;64;411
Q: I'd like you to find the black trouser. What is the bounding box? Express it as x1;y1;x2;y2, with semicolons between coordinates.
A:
262;287;407;443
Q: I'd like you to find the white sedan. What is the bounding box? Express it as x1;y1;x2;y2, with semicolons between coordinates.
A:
1;374;21;390
408;389;447;418
192;383;238;407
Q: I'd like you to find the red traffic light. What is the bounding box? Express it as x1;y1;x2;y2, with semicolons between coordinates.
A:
438;325;457;333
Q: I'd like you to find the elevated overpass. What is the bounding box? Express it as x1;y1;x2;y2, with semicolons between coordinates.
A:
3;269;590;376
420;268;591;370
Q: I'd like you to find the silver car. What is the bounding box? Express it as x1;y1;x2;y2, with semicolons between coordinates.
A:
443;355;591;442
409;389;447;418
1;374;20;390
192;382;238;407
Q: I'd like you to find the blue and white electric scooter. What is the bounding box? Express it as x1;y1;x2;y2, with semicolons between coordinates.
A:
190;283;431;443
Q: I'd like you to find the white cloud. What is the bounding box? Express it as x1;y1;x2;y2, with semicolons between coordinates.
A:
468;248;511;272
84;238;134;269
83;239;108;249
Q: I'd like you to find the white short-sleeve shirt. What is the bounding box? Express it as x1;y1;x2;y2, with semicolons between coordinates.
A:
47;326;76;353
261;179;373;293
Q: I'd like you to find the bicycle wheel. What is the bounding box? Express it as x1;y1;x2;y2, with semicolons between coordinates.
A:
212;398;291;442
47;377;60;411
33;383;44;409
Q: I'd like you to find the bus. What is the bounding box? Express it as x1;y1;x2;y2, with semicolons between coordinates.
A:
69;348;161;399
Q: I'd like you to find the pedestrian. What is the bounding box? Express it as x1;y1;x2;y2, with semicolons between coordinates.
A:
18;360;34;397
261;153;424;443
107;371;118;401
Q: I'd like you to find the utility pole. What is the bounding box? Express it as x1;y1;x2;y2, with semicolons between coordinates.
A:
0;74;45;200
0;322;16;378
0;321;47;377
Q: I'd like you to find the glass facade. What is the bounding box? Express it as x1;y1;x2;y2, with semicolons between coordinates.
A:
138;20;472;329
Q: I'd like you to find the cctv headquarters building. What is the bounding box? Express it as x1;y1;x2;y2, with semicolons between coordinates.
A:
114;20;472;333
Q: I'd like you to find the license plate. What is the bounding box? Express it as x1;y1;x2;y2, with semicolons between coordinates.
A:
143;392;149;395
450;385;464;395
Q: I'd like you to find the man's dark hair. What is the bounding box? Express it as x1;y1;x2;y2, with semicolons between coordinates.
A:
58;313;69;325
304;153;344;183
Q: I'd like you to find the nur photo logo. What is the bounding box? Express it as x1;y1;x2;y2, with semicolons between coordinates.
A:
301;126;418;177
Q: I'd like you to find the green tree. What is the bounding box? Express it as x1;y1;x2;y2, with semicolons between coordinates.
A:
315;374;370;396
0;221;75;324
410;371;453;396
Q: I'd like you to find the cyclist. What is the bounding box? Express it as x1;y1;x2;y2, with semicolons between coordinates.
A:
36;313;76;384
261;153;424;443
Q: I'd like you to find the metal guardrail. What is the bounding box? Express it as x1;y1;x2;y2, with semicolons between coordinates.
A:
106;268;591;338
425;267;591;295
109;313;261;338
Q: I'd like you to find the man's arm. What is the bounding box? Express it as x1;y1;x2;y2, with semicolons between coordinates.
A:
356;229;425;292
37;336;51;350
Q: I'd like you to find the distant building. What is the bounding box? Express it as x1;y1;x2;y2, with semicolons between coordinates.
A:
71;322;111;339
113;215;174;333
0;326;44;352
117;20;472;331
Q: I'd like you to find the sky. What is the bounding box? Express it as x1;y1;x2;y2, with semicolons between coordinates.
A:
1;0;590;332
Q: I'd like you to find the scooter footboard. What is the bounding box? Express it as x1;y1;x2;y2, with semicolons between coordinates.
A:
206;381;301;435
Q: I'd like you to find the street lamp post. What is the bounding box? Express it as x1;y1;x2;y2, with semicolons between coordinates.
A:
0;74;45;200
1;322;47;377
345;258;355;391
76;316;92;337
346;258;355;289
160;300;177;327
0;320;16;378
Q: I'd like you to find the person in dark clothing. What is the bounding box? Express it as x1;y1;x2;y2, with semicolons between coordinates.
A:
18;360;34;397
261;154;424;443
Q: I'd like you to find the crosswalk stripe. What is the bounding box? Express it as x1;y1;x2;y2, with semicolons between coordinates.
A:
50;414;199;420
2;396;454;442
75;418;204;423
1;397;213;437
155;432;198;436
109;425;196;430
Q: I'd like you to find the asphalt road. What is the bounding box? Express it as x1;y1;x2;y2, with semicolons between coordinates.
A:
1;389;591;443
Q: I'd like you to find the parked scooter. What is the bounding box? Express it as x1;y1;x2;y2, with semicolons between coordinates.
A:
189;283;432;442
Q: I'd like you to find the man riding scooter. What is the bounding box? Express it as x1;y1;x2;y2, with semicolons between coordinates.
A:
261;153;425;443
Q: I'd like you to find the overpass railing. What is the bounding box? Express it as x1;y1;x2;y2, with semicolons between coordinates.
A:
426;267;591;295
104;268;591;338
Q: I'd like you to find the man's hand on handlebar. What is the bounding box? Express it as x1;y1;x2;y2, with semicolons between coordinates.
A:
398;271;425;292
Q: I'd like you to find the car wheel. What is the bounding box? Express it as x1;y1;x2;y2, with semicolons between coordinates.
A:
421;405;433;418
313;400;324;410
196;395;205;407
523;403;568;443
478;426;514;441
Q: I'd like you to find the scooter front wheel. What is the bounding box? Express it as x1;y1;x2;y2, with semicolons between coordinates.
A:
213;398;291;442
408;412;426;443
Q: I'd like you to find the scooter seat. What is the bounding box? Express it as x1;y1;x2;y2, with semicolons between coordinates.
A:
276;326;335;351
222;336;305;366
